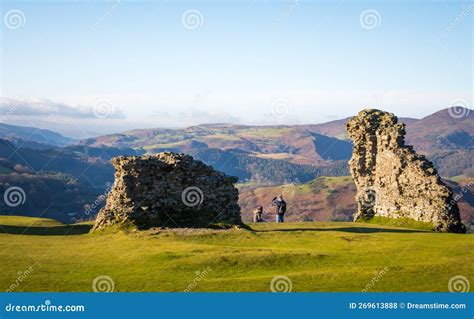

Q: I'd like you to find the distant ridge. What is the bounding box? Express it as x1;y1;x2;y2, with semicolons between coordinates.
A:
0;122;73;147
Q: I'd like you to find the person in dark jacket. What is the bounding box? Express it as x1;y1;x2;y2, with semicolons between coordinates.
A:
272;195;287;223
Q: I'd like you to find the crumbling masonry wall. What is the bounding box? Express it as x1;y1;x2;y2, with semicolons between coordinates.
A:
93;152;241;230
346;109;465;233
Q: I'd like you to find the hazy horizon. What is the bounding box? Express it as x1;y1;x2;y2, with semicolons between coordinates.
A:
2;105;471;140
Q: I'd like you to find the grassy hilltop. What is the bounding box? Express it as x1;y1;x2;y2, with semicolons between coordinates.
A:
1;216;472;292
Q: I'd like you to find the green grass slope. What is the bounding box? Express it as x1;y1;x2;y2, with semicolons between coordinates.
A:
356;216;435;231
0;216;472;292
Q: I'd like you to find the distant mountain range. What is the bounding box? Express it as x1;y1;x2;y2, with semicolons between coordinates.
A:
0;107;472;224
79;124;353;165
78;107;474;179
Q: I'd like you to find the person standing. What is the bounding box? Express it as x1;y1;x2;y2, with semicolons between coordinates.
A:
253;206;264;222
272;195;287;223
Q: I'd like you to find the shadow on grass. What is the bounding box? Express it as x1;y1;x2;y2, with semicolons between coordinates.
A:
0;224;93;236
250;226;428;234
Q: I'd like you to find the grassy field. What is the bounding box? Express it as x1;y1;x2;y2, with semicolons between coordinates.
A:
0;215;472;292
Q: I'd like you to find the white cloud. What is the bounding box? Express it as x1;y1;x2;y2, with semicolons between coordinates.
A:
0;97;125;119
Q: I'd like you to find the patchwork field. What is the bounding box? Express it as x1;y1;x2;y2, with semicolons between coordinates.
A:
1;216;472;292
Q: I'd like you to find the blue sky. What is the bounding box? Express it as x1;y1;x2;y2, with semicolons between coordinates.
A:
0;0;472;137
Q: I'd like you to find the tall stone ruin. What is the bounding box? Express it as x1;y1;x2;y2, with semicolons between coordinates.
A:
93;152;241;230
346;109;465;233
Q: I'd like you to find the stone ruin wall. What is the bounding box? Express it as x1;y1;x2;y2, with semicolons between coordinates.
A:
346;109;465;233
93;152;241;230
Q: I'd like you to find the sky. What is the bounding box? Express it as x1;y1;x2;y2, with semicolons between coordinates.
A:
0;0;472;138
